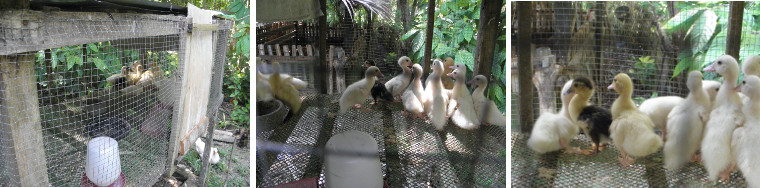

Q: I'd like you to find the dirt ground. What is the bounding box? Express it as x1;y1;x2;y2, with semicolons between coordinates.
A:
154;102;251;187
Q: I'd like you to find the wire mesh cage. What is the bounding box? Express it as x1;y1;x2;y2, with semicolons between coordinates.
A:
256;3;507;188
0;7;232;186
511;1;760;187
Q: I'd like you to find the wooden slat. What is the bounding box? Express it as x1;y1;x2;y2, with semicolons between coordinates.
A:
306;45;313;56
258;44;265;56
267;45;274;56
283;45;290;56
257;55;318;62
275;44;281;56
0;10;186;56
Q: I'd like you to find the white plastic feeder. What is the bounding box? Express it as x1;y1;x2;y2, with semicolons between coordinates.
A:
85;136;121;186
325;130;382;188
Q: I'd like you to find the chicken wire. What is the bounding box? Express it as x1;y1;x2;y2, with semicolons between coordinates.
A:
0;9;230;186
511;2;760;187
256;94;506;188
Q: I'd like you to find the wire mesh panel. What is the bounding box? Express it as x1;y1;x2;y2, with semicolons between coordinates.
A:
0;10;187;186
512;1;760;187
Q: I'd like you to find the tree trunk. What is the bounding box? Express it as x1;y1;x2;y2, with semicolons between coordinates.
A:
422;0;435;78
726;1;744;59
398;0;410;55
318;0;328;94
473;0;502;76
518;1;534;132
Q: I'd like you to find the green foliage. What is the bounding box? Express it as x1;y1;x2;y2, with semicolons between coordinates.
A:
666;2;760;79
630;56;657;86
399;0;506;114
401;0;481;64
223;0;251;128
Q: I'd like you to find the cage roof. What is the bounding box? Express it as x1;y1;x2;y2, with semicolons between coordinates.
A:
30;0;189;15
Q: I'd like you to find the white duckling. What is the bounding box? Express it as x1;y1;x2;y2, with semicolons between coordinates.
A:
663;71;711;171
256;71;274;102
701;55;744;182
425;60;448;130
731;75;760;188
269;61;302;114
638;96;684;141
608;73;663;167
528;80;579;154
739;55;760;103
339;66;384;113
445;64;480;130
470;75;507;127
703;80;721;102
385;56;414;101
402;64;426;119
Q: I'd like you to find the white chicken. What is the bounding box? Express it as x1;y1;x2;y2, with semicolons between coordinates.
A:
445;64;479;130
663;71;711;171
608;73;663;167
470;75;507;127
402;64;426;119
385;56;414;101
339;66;384;113
638;96;684;141
731;75;760;188
195;138;220;164
425;60;448;130
528;80;579;153
701;55;743;182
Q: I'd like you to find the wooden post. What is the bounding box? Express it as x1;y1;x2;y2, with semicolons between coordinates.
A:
328;45;335;95
726;1;744;59
318;0;329;94
0;54;50;186
198;113;217;184
423;0;435;78
473;0;501;77
517;1;534;132
593;2;606;104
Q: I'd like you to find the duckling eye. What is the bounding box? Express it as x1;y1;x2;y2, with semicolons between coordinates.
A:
743;81;746;85
716;88;719;91
718;61;722;65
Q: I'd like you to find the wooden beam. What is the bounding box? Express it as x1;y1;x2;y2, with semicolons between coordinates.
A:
473;0;501;77
318;0;329;94
726;1;744;59
423;0;435;78
0;10;186;56
256;24;296;39
517;1;534;132
0;53;50;186
190;23;220;32
263;32;296;46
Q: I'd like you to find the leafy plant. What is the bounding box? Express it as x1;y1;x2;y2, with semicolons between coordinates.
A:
223;0;251;128
629;56;657;88
400;0;507;114
666;2;760;80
